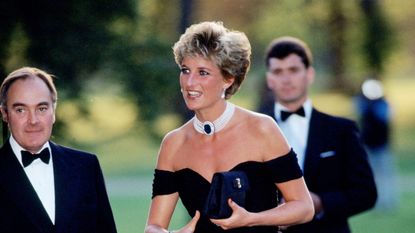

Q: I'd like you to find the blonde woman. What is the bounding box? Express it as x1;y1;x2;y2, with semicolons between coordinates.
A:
145;22;313;233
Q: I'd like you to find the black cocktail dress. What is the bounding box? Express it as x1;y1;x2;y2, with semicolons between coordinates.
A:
152;149;302;233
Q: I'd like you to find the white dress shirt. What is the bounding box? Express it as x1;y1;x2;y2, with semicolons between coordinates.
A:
274;99;312;170
10;135;55;224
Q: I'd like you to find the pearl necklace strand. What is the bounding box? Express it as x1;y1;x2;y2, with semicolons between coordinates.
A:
193;102;235;136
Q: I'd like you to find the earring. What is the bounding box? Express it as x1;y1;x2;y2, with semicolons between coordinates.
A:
221;89;226;99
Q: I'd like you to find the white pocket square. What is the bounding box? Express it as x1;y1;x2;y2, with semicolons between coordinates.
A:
320;151;336;158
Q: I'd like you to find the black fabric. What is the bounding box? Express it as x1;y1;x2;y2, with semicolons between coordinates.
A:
152;169;178;198
280;107;305;121
152;150;302;233
0;141;117;233
360;98;389;148
265;149;303;183
261;104;377;233
21;148;50;167
203;171;250;219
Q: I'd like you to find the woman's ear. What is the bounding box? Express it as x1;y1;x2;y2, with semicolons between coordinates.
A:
223;76;235;89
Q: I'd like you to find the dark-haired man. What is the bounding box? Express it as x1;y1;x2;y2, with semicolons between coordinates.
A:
260;37;377;233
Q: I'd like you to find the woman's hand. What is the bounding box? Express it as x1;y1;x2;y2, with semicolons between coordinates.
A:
210;199;251;230
175;211;200;233
145;211;200;233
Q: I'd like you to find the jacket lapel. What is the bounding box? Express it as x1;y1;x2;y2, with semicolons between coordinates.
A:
51;142;79;230
303;109;324;179
264;105;322;180
0;141;54;232
269;104;278;122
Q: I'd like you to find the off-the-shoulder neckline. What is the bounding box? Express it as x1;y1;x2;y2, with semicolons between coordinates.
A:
156;149;294;183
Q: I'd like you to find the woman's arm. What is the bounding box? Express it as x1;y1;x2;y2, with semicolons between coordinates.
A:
211;113;314;229
210;178;313;230
145;194;200;233
145;194;180;233
146;207;200;233
145;129;201;233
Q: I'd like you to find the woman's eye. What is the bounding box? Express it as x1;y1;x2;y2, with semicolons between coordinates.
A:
200;70;209;76
180;68;190;74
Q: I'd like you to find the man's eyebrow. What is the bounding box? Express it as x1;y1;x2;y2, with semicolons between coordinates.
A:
11;102;26;108
37;102;50;106
11;101;50;108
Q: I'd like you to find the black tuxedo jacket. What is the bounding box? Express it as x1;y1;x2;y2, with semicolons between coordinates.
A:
0;140;117;233
261;105;377;233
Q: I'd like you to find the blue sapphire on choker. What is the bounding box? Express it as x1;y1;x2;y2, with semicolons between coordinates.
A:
203;122;215;135
193;102;235;136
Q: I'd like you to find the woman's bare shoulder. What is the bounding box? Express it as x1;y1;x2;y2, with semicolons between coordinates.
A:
239;107;281;133
237;107;290;160
156;122;191;170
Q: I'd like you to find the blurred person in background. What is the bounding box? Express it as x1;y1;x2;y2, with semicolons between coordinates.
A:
0;67;117;233
145;21;314;233
355;78;398;210
260;36;377;233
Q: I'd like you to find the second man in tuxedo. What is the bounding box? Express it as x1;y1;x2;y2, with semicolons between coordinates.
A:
260;37;377;233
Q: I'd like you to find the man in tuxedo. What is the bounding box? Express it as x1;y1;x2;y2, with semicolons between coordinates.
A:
260;37;377;233
0;67;117;233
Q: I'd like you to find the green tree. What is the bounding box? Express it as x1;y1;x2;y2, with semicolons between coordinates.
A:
107;0;186;138
0;0;136;141
326;0;347;91
1;0;136;95
360;0;394;77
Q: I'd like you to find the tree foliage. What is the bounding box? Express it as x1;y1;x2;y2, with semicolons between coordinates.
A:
0;0;399;141
360;0;394;76
0;0;136;96
0;0;137;141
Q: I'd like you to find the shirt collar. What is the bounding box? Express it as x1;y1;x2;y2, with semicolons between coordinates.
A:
274;99;313;121
9;135;51;166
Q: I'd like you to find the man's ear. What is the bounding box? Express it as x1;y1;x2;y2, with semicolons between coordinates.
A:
0;107;8;123
265;73;273;89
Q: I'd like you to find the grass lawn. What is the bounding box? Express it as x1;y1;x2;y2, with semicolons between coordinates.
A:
110;194;188;233
350;192;415;233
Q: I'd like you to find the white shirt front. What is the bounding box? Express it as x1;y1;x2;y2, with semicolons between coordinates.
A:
10;135;55;224
274;99;312;170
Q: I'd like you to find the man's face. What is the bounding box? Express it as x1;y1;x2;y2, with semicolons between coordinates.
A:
266;54;314;107
1;77;55;153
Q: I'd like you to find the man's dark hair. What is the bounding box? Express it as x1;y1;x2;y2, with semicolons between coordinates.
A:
265;36;313;68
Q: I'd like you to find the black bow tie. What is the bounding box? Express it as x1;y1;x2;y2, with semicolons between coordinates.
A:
21;148;50;167
280;107;305;121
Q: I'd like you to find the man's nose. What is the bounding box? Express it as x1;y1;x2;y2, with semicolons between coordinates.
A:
280;73;292;82
28;111;39;124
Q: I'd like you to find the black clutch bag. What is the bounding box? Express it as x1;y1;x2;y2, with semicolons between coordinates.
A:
203;171;250;219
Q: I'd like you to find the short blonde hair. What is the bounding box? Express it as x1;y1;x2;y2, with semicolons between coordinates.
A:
173;21;251;99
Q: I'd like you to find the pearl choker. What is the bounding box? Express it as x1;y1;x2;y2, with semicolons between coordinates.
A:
193;102;235;136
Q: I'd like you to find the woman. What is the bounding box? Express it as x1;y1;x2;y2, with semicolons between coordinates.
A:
145;21;313;233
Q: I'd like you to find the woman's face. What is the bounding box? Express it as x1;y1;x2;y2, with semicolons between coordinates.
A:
179;56;232;111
